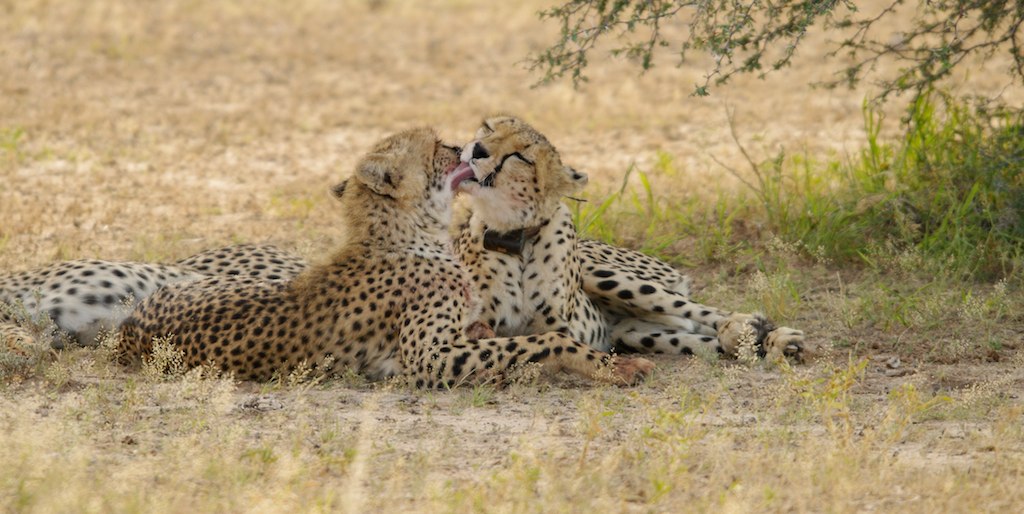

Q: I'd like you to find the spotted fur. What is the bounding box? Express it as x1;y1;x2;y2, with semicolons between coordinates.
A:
0;244;307;348
453;116;805;361
176;244;307;281
117;128;653;387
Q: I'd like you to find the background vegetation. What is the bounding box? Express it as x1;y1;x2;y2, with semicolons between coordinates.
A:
532;0;1024;100
578;92;1023;280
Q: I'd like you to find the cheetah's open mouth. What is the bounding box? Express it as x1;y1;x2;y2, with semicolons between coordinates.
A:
449;161;478;191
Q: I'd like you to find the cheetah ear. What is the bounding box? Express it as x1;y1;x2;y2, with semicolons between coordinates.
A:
560;166;588;194
354;154;402;198
330;180;347;200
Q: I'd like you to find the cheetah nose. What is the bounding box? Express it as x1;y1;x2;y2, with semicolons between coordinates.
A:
472;142;489;160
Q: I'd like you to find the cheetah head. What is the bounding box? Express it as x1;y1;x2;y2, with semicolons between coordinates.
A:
330;127;465;232
452;115;588;232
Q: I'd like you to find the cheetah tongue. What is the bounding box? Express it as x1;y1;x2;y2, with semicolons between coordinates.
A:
449;161;478;190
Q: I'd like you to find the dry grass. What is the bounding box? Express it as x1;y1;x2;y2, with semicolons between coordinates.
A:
3;344;1023;512
2;1;1023;512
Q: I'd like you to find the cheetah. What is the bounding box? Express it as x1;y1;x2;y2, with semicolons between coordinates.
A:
0;244;307;348
176;243;306;280
0;261;203;348
451;115;805;361
117;128;654;387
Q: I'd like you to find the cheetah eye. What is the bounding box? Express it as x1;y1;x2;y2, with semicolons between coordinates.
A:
504;152;534;167
478;151;534;187
475;122;494;139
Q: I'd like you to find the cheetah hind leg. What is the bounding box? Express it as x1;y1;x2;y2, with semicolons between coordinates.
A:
580;240;692;296
587;273;806;361
580;243;807;361
610;318;723;357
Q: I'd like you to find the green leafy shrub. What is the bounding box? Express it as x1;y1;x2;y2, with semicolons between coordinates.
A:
582;93;1022;282
793;93;1023;280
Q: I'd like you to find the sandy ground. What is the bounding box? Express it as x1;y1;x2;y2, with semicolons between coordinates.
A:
2;348;1021;511
2;1;1023;511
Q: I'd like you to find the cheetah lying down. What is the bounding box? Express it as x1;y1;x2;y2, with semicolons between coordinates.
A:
451;116;806;361
117;128;653;387
4;117;803;367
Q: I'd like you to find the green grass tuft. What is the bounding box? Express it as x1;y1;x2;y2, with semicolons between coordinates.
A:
580;92;1023;283
773;93;1024;281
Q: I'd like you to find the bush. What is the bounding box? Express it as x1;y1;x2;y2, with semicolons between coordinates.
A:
789;93;1024;280
579;93;1023;281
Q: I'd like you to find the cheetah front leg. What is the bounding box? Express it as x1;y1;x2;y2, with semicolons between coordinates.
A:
408;333;654;389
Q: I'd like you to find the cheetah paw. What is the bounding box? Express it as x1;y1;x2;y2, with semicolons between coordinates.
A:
716;313;771;357
3;332;37;357
611;356;655;385
1;325;56;361
763;326;806;363
717;314;807;363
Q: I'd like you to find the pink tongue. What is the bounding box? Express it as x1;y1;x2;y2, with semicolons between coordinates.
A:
449;162;477;187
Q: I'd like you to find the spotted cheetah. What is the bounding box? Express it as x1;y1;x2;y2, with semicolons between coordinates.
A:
176;243;307;280
117;128;654;387
0;244;306;348
452;116;805;361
